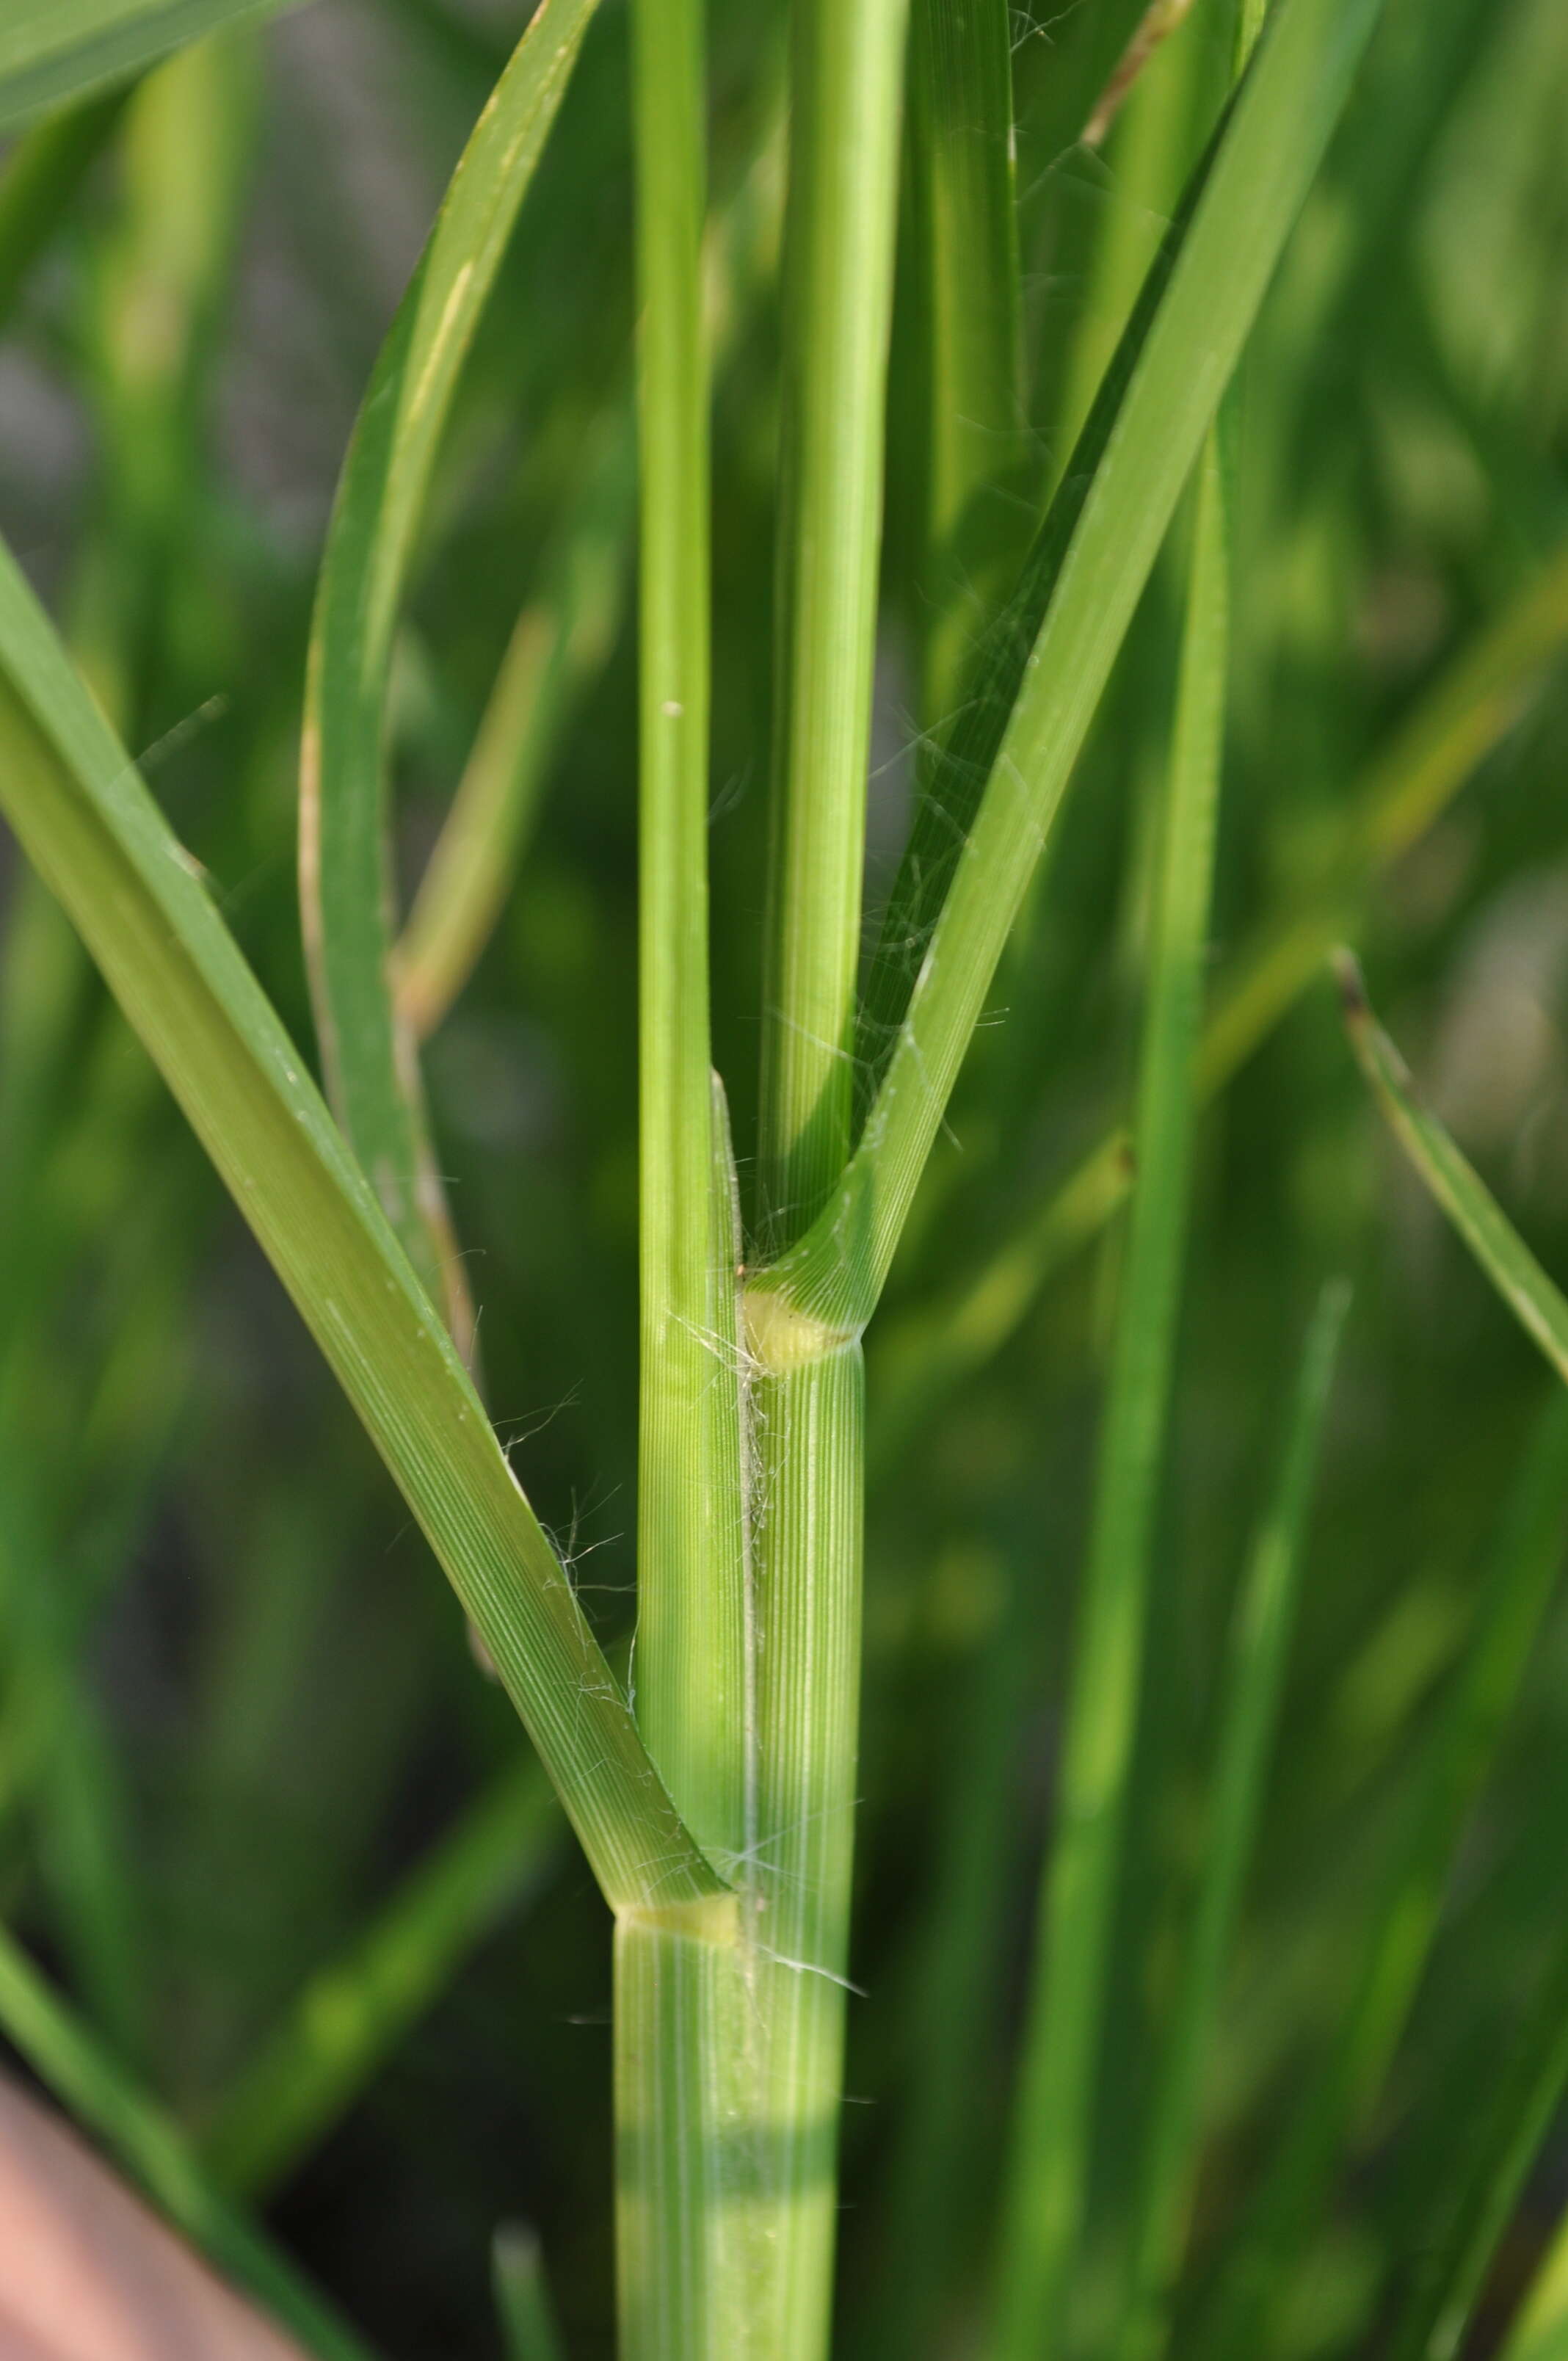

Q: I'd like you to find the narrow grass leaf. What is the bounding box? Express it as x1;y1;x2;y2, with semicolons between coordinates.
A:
394;407;633;1040
1117;1280;1349;2361
393;87;785;1042
906;0;1027;733
868;540;1568;1465
201;1760;559;2199
494;2226;567;2361
992;429;1230;2360
0;1920;376;2361
1502;2199;1568;2361
0;0;293;126
72;32;258;742
1384;1934;1568;2361
1052;0;1202;468
1338;953;1568;1385
872;1546;1036;2360
300;0;598;1351
0;87;128;323
0;542;721;1916
763;0;1389;1337
1199;1388;1568;2360
0;1473;147;2064
758;0;910;1241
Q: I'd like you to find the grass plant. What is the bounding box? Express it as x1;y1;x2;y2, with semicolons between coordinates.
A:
0;0;1566;2355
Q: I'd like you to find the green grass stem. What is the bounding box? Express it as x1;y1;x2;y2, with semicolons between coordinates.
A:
394;87;783;1043
759;0;1389;1341
628;0;738;1860
725;3;909;2350
757;0;909;1242
614;6;757;2348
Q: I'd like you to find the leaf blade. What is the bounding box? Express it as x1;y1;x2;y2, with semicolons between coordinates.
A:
0;540;721;1917
867;538;1568;1465
906;0;1028;734
300;0;599;1345
992;428;1231;2359
767;0;1390;1337
1197;1388;1568;2360
0;0;294;128
1117;1280;1349;2361
1338;952;1568;1386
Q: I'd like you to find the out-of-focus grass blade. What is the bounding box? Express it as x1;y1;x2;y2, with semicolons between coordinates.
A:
0;541;722;1918
0;1466;147;2064
1337;952;1568;1385
763;0;1390;1334
1053;1;1202;465
870;1542;1034;2360
992;427;1230;2358
201;1758;558;2198
300;0;598;1349
1198;1388;1568;2360
73;34;258;739
1116;1280;1349;2361
1502;2202;1568;2361
0;0;293;128
1383;1934;1568;2361
906;0;1027;733
395;407;632;1040
1203;539;1568;1082
0;1919;377;2361
394;82;784;1040
0;87;127;321
868;540;1568;1469
494;2226;567;2361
